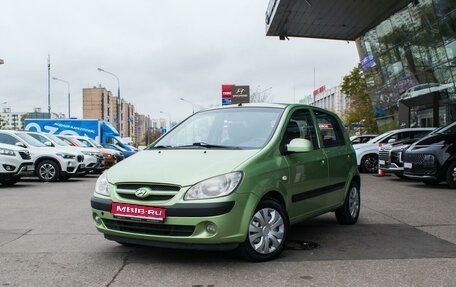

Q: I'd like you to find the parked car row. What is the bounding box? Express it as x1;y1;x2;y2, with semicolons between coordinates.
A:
354;121;456;189
0;130;137;185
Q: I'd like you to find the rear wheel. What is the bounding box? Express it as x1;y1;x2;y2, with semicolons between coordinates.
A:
237;198;289;262
36;160;60;182
361;154;378;173
335;181;360;225
446;161;456;189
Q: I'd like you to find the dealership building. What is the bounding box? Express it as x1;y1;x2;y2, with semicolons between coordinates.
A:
266;0;455;128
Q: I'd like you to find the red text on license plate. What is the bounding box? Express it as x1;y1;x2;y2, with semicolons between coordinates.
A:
111;202;166;221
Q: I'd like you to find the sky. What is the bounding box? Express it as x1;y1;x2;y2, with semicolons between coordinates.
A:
0;0;361;123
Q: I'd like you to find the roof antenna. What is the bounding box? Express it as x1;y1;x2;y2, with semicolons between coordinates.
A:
238;103;242;106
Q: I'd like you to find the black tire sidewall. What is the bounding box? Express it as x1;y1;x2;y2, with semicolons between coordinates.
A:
237;198;289;262
37;160;60;182
336;181;360;225
361;154;378;173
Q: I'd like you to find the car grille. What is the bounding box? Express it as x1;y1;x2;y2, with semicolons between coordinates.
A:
116;183;180;202
378;150;390;162
103;219;195;236
19;151;31;160
77;155;84;162
404;153;426;164
404;153;436;174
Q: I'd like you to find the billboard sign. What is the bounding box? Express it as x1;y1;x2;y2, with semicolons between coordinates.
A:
231;85;250;104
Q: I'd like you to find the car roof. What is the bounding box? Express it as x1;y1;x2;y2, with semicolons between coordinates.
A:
367;128;434;143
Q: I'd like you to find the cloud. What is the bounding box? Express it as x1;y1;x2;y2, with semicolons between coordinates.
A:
0;0;360;122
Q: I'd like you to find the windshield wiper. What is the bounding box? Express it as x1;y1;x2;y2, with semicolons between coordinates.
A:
170;142;241;149
151;145;173;149
192;142;229;148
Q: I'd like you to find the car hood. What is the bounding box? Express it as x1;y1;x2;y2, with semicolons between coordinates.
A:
106;149;259;186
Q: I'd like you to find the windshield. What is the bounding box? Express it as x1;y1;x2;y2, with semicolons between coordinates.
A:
75;138;94;147
15;133;47;147
46;134;71;146
151;107;283;149
434;121;456;134
366;131;395;144
86;138;103;148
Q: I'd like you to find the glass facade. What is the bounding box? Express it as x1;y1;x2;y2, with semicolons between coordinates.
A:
358;0;456;127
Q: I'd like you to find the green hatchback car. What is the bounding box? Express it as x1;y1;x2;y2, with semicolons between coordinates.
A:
91;103;360;261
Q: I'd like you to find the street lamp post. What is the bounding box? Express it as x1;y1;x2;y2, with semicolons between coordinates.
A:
180;98;195;114
52;77;71;118
98;68;122;136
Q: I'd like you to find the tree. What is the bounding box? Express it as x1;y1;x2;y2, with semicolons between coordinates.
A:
341;65;378;134
143;128;162;145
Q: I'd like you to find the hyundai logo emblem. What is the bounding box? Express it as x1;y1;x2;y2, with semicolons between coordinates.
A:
135;187;150;198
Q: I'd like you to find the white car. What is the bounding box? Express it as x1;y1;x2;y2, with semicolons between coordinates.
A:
25;131;102;175
0;130;85;181
400;82;455;100
353;128;434;173
56;135;107;173
0;143;34;186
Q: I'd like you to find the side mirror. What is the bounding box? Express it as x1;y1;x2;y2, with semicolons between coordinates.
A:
44;141;54;147
286;138;313;153
15;142;27;148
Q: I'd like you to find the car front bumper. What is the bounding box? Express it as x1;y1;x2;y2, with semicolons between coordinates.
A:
91;194;251;248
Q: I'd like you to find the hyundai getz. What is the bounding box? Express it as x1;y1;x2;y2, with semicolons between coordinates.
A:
91;103;360;261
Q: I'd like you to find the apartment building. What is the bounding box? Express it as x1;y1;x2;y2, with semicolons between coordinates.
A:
83;86;135;138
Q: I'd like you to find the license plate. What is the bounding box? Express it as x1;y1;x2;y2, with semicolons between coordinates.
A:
379;160;385;165
111;202;166;221
404;162;412;169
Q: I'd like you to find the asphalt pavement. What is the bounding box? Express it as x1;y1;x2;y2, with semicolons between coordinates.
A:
0;173;455;287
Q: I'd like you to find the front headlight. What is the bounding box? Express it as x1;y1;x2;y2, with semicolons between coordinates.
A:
95;172;111;196
184;172;243;200
57;152;76;159
0;147;15;156
82;151;97;157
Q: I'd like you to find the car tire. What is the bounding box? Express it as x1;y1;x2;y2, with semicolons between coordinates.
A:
361;154;378;173
36;160;60;182
236;198;289;262
445;161;456;189
335;181;360;225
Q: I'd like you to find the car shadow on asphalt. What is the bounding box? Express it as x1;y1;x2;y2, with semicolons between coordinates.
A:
107;218;456;263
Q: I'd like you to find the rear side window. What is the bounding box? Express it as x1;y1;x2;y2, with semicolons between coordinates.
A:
313;110;346;148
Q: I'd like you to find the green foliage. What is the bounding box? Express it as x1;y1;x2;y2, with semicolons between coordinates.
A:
341;65;379;134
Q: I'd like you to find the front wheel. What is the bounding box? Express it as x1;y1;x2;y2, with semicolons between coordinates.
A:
335;181;360;225
446;161;456;189
361;154;378;173
36;160;60;182
237;198;289;262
